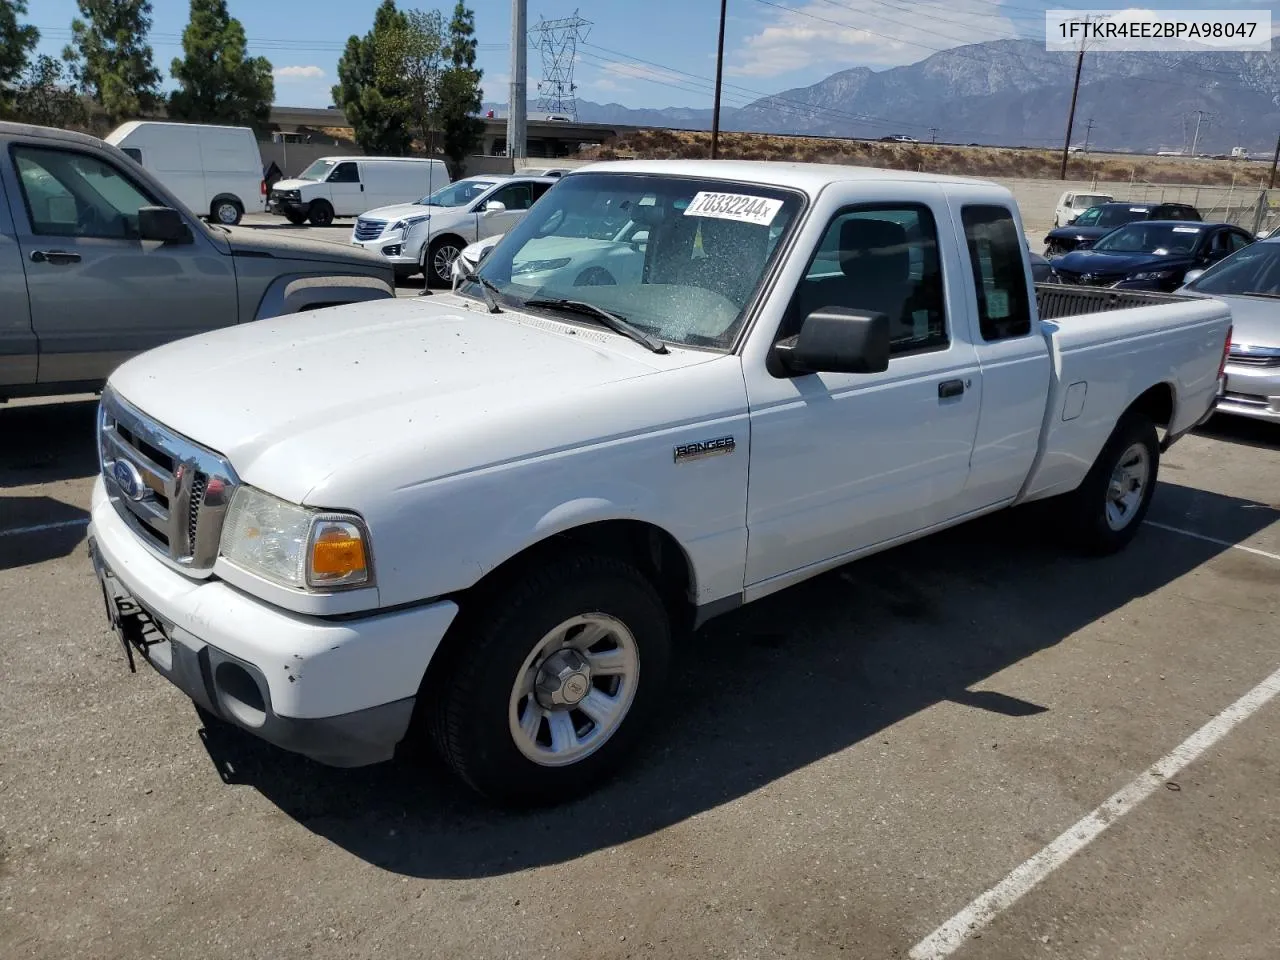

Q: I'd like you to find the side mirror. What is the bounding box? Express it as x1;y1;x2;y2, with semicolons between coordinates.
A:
138;206;191;243
1182;268;1205;284
630;229;649;247
1067;215;1079;225
477;244;495;264
1076;239;1093;250
773;308;890;376
483;200;507;216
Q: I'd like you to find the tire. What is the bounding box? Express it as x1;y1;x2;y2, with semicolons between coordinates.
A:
427;550;672;806
394;264;420;283
1061;410;1159;555
426;236;463;288
284;211;308;226
212;198;243;226
308;200;334;227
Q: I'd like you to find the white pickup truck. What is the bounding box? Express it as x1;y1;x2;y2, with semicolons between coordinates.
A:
87;160;1232;805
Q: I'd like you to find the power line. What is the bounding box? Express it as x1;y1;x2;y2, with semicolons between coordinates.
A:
531;10;590;121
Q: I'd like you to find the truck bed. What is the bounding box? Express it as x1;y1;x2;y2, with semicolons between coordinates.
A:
1035;283;1191;321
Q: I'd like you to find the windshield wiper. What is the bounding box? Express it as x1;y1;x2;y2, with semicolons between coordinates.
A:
465;273;504;313
523;297;668;354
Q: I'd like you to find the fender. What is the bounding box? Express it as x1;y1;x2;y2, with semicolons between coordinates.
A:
253;273;396;321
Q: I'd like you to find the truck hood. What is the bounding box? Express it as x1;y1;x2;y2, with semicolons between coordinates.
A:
1052;248;1193;275
1178;290;1280;349
220;225;389;271
271;178;314;192
107;296;714;505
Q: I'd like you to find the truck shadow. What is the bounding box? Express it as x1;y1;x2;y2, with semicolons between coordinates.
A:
1194;414;1280;452
195;481;1279;879
0;398;100;488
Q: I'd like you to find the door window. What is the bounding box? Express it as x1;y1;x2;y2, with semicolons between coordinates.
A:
790;204;947;356
328;161;360;183
13;145;154;238
487;183;533;211
530;182;554;203
1228;230;1252;252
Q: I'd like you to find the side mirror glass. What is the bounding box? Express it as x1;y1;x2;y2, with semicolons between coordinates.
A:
477;244;495;263
1182;268;1205;284
138;206;191;244
631;229;649;247
773;308;890;376
483;200;507;216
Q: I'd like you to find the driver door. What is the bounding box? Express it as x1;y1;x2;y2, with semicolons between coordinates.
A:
476;181;533;240
6;141;237;385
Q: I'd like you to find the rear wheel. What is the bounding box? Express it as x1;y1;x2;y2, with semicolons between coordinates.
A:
426;550;672;806
308;200;334;227
1061;410;1159;554
212;197;243;226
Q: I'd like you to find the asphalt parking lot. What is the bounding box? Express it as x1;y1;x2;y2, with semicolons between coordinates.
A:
2;381;1277;959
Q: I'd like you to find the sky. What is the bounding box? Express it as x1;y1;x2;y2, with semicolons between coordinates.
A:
28;0;1280;112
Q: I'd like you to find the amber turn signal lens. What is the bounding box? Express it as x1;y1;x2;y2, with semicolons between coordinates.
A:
308;520;369;585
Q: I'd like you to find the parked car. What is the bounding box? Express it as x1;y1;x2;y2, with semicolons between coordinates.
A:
1053;190;1113;228
1050;220;1254;291
106;121;265;226
1044;201;1203;255
350;174;557;285
880;134;918;143
267;156;450;226
452;217;650;289
1028;247;1055;283
0;121;395;402
1177;237;1280;423
87;160;1230;805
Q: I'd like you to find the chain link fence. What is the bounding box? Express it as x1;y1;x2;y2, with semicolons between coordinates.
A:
1108;180;1278;235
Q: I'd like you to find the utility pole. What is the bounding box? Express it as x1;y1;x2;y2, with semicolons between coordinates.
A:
1059;16;1088;180
1082;117;1094;153
930;127;939;143
507;0;527;163
1269;131;1280;189
1190;110;1209;158
711;0;727;159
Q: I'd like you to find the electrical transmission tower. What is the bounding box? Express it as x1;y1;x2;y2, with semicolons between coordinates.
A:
532;10;591;121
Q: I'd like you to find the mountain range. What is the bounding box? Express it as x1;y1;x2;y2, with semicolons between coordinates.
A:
488;39;1280;154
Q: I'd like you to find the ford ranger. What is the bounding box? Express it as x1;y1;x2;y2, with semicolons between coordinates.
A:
86;161;1232;806
0;122;395;402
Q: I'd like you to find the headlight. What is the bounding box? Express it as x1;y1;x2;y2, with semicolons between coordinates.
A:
1127;269;1175;281
513;257;572;275
220;486;372;590
391;214;431;232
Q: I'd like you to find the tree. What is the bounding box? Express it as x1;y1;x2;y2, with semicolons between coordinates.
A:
0;0;40;117
376;9;444;157
12;55;87;128
169;0;273;130
62;0;162;123
332;0;413;155
436;2;484;177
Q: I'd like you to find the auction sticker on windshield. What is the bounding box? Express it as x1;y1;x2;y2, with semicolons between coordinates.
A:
684;192;783;226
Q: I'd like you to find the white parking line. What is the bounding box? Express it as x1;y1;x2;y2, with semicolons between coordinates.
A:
1144;520;1280;563
909;663;1280;959
0;517;89;538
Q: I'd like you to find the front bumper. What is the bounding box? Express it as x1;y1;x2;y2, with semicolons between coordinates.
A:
351;233;425;266
268;198;310;217
1217;362;1280;423
87;479;459;766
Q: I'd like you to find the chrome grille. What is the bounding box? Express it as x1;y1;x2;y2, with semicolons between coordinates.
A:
99;388;238;576
354;218;386;241
1227;353;1280;367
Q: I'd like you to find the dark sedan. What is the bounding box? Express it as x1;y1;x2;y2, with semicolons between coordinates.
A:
1049;220;1254;291
1043;201;1201;255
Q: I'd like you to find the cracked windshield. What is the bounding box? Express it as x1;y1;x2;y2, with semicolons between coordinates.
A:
466;174;801;349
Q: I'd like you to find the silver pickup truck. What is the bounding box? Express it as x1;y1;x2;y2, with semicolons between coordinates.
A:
0;122;396;401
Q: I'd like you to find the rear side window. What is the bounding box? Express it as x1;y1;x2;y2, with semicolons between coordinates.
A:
531;182;553;202
121;147;142;164
961;205;1032;342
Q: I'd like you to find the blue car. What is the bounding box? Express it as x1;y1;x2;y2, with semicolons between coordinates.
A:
1043;201;1202;255
1049;220;1255;292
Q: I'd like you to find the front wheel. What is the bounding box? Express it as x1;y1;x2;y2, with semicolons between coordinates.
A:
426;551;672;806
284;211;308;226
308;200;334;227
1061;410;1159;554
426;237;462;288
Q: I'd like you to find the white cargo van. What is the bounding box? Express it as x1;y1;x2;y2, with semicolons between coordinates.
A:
106;121;265;226
267;156;450;226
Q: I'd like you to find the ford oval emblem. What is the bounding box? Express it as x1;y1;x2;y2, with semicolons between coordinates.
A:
112;459;146;502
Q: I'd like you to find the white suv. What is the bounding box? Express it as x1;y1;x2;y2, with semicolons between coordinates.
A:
350;175;557;285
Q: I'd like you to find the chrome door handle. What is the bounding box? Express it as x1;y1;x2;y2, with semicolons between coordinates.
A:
30;249;82;265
